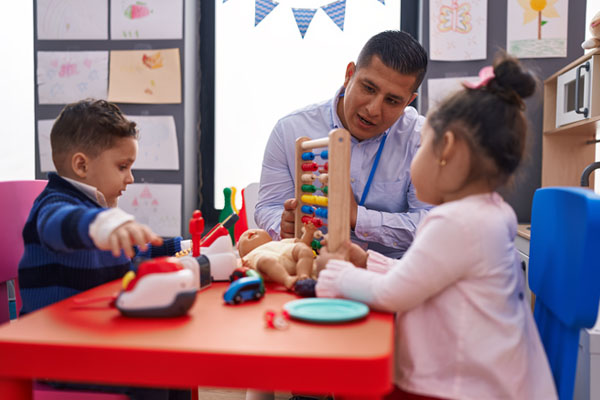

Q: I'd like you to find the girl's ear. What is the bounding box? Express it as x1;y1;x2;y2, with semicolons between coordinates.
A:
439;130;457;163
72;152;89;178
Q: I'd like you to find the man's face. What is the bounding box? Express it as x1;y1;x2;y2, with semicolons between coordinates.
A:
85;137;137;207
337;55;418;141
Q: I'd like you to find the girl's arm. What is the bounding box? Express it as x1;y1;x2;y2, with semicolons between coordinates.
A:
317;213;475;313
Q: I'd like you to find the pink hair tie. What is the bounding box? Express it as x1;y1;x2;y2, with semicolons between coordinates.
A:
464;66;495;89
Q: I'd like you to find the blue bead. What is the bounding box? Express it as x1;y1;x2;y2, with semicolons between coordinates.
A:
301;205;315;214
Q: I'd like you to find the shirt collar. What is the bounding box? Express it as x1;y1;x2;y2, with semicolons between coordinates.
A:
61;176;108;207
330;86;391;145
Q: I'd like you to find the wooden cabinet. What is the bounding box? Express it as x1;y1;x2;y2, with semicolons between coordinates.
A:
515;224;533;309
542;49;600;190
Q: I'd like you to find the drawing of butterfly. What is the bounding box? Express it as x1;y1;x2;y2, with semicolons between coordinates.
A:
438;0;472;34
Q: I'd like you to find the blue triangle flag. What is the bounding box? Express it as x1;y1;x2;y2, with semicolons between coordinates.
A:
321;0;346;31
377;0;385;4
255;0;279;26
292;8;317;38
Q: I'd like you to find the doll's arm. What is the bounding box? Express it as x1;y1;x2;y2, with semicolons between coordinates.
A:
296;222;317;247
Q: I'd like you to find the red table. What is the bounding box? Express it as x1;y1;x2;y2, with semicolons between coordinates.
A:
0;281;394;399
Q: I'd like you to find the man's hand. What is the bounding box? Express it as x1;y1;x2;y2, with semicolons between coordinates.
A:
315;240;351;276
106;221;163;258
349;184;358;229
280;198;297;239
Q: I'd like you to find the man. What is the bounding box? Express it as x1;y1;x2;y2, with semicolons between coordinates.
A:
255;30;431;259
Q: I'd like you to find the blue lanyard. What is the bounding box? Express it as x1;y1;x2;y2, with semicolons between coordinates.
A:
359;132;388;206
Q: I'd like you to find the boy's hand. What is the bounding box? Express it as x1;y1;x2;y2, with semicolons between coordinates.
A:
107;221;163;258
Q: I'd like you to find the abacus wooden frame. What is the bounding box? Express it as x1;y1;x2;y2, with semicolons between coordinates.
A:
294;128;351;253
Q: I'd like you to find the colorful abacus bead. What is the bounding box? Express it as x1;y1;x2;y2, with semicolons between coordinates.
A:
301;152;315;161
302;162;318;171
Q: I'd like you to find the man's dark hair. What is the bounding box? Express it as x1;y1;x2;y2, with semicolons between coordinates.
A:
51;99;138;171
356;30;428;92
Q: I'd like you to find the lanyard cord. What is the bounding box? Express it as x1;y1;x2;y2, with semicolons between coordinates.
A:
359;132;388;206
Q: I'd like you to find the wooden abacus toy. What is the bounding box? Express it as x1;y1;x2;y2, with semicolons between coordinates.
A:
294;128;351;253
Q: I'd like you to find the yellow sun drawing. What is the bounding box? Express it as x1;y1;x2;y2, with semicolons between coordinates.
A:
517;0;560;40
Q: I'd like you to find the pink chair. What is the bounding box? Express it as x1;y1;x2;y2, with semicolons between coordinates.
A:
0;180;128;400
0;180;47;322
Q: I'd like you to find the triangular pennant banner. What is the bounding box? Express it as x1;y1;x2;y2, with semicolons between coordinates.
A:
377;0;385;4
321;0;346;31
255;0;279;26
292;8;317;38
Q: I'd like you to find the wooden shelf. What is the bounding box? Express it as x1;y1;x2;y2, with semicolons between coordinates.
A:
543;116;600;137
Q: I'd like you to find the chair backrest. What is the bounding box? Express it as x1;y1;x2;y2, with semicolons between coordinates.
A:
243;182;260;230
0;180;47;322
528;187;600;400
0;180;134;399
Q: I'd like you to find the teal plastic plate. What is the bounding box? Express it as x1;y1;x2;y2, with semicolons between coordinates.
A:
283;298;369;323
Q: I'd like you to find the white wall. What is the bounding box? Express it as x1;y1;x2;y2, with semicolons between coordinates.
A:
0;2;34;181
1;0;599;184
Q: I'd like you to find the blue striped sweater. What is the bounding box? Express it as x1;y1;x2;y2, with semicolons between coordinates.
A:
18;173;183;314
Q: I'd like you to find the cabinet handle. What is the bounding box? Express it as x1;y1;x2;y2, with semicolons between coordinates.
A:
575;61;590;118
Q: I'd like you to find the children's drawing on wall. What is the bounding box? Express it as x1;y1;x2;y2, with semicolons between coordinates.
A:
507;0;568;58
127;115;179;170
37;51;108;105
37;119;55;173
110;0;183;40
426;76;478;112
429;0;487;61
107;48;181;104
119;183;182;237
37;0;108;40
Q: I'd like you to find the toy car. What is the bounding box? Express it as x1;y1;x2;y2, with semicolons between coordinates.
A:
223;276;265;305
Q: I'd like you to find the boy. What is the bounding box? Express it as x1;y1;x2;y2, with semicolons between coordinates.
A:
18;99;190;399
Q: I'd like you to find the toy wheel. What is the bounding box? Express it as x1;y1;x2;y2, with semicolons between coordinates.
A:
254;291;263;300
233;294;242;304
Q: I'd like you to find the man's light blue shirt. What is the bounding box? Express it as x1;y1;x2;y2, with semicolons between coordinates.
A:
255;88;432;259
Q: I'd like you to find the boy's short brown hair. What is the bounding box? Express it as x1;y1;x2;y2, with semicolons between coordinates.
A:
51;99;138;173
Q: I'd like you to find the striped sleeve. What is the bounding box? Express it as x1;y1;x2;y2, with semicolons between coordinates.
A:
36;195;104;252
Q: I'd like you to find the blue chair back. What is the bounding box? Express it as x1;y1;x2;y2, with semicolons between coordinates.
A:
529;187;600;400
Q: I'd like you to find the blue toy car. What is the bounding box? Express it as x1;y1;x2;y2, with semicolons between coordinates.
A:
223;276;265;305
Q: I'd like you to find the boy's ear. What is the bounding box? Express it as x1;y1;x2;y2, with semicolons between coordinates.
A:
72;152;89;178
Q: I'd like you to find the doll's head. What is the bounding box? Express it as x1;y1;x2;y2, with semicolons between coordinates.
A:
237;229;273;257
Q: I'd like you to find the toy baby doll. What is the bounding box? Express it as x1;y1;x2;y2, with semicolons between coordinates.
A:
237;223;319;296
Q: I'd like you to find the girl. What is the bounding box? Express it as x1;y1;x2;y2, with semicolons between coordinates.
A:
315;54;557;400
